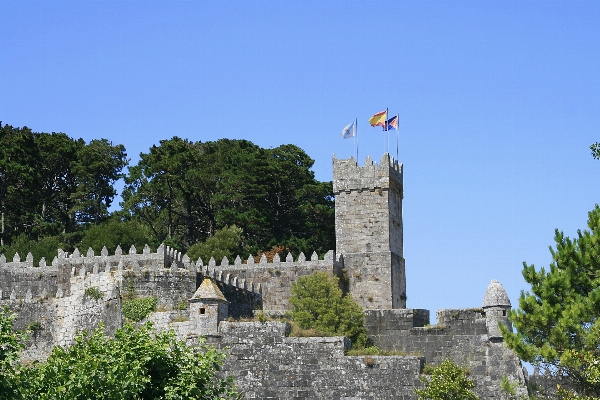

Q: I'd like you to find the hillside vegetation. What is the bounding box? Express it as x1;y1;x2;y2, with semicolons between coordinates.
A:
0;123;334;264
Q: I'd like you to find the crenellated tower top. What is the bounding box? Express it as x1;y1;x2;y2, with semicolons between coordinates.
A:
332;153;402;194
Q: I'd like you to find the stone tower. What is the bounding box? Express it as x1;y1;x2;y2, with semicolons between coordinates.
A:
482;279;512;340
189;277;229;336
332;153;406;309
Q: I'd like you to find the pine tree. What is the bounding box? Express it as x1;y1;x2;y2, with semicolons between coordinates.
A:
502;205;600;396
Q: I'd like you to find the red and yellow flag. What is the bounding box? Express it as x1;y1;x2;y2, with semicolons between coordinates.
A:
369;110;387;129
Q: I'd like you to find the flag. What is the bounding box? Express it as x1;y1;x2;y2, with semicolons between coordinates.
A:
369;110;387;129
386;115;398;131
341;121;356;139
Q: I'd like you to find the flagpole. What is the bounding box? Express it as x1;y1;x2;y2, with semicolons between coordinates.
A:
355;118;358;161
386;108;389;155
395;114;399;162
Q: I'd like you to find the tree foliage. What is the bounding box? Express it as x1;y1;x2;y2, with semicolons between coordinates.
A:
414;359;478;400
0;307;27;399
0;124;39;246
502;205;600;396
1;123;334;265
289;272;368;348
69;139;127;225
0;123;127;249
123;137;334;255
78;217;159;256
591;142;600;160
0;318;239;400
187;225;244;264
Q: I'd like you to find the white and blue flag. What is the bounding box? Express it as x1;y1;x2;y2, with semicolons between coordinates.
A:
341;121;356;139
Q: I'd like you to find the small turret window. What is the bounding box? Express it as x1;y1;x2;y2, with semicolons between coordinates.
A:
199;308;205;315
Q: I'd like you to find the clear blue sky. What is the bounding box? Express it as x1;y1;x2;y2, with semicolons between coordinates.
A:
1;0;598;318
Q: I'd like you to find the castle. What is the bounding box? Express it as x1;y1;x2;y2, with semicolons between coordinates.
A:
0;153;527;399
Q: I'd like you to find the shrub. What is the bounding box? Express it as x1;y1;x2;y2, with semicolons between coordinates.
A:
27;321;42;333
21;323;240;399
84;286;103;301
122;297;157;322
187;226;243;264
289;271;368;348
415;359;478;400
0;306;26;398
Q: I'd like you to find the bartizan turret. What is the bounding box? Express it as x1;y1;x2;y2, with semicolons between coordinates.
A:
189;277;229;336
482;279;512;340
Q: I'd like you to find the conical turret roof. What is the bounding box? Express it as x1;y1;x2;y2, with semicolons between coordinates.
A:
190;278;228;303
482;279;511;308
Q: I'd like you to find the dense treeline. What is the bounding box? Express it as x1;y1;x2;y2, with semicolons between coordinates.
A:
0;123;127;254
0;123;334;263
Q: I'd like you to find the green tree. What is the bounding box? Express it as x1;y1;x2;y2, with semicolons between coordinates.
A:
0;306;27;399
123;138;334;255
71;139;127;225
591;142;599;160
414;359;478;400
77;218;158;256
187;225;244;264
123;137;207;248
289;272;368;348
1;124;129;249
20;323;239;400
502;205;600;396
0;123;39;246
35;132;83;236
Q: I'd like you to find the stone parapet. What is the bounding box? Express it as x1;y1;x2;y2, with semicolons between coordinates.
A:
217;321;425;399
332;153;402;193
198;250;341;310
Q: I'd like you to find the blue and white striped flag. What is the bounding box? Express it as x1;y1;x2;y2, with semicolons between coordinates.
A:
341;121;356;139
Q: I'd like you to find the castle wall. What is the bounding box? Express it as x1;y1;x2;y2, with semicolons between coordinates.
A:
200;250;341;311
0;245;262;357
215;321;425;399
365;308;528;399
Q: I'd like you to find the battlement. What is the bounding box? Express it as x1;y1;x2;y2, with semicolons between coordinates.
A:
0;243;263;308
199;249;337;268
196;250;342;311
332;153;402;194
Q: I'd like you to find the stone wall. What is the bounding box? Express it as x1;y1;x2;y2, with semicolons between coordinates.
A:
364;308;528;399
215;321;425;399
0;244;262;357
200;250;342;311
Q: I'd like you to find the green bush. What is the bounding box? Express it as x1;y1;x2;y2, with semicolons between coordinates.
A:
27;321;42;333
84;287;103;301
0;306;26;398
415;359;478;400
0;234;64;267
20;323;240;399
122;297;157;322
289;271;368;348
78;218;158;256
187;226;244;263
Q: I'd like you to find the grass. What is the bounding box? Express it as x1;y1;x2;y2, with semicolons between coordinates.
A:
84;286;103;301
345;346;421;356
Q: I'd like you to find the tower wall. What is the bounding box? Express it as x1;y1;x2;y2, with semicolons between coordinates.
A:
333;153;406;309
